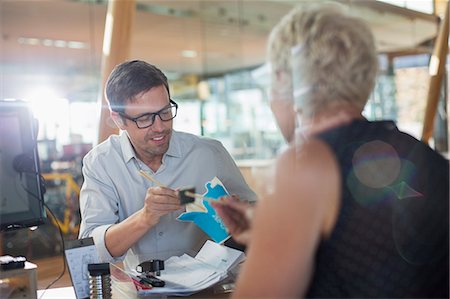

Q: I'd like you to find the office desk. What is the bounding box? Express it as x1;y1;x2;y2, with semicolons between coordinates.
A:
38;285;231;298
37;287;75;299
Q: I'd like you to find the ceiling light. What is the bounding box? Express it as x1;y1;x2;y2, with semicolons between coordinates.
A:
42;39;53;47
17;37;88;49
181;50;197;58
67;41;88;49
53;40;67;48
19;38;40;45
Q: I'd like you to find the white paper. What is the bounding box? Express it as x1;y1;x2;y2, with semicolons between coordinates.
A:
195;240;245;272
160;255;220;287
132;241;245;296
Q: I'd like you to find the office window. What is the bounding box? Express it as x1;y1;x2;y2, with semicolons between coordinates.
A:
377;0;433;14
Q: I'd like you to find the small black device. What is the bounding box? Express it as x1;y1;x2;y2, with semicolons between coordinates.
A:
136;259;164;276
0;255;27;270
138;274;165;287
136;259;166;287
178;187;196;205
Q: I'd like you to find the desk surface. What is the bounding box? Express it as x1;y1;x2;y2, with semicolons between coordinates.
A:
38;285;231;299
38;287;76;299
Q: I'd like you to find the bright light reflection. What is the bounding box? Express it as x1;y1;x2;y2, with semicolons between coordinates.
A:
376;0;433;14
25;87;70;148
103;13;113;56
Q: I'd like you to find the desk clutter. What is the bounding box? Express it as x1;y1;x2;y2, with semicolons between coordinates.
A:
87;263;111;299
65;238;244;298
112;240;245;297
65;238;100;298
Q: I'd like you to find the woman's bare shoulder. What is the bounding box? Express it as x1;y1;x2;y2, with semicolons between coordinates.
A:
275;139;339;190
272;138;341;235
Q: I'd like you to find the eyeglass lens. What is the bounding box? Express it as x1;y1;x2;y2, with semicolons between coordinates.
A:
135;105;177;128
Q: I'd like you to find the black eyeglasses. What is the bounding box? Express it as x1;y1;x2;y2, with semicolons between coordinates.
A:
118;100;178;129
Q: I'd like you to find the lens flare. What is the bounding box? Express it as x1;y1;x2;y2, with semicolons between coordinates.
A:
347;141;423;206
352;140;401;189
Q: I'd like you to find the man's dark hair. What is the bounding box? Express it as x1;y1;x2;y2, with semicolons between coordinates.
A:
105;60;170;113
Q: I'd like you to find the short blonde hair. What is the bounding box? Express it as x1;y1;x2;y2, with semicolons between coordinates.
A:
268;3;378;117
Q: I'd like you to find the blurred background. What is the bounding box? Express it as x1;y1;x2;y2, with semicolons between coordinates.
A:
0;0;448;288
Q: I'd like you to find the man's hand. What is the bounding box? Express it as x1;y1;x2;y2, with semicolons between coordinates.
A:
104;186;181;257
211;195;254;245
142;186;182;227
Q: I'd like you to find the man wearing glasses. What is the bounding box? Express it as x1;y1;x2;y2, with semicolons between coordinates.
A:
79;60;256;271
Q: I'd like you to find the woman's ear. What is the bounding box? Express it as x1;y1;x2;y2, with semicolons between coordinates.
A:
110;111;126;130
271;70;293;102
270;99;296;144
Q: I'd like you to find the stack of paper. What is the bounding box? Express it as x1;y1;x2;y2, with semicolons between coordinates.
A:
128;240;245;296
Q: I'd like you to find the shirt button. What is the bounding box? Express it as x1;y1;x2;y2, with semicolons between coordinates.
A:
158;232;164;237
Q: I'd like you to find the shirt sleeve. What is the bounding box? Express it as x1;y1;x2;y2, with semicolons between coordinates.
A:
78;153;124;263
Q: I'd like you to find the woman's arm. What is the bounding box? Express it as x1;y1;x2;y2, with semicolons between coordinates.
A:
232;139;341;298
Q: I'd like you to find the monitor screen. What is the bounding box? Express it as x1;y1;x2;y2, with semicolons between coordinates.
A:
0;100;46;230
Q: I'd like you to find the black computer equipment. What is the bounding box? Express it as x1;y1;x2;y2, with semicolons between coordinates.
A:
0;100;46;231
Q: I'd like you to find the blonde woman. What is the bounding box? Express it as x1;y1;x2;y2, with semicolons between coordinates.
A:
213;3;449;298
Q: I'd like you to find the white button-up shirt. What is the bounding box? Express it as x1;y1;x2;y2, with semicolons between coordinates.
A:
79;130;256;270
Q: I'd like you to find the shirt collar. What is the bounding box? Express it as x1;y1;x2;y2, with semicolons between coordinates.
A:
119;131;136;163
165;130;182;158
119;130;183;164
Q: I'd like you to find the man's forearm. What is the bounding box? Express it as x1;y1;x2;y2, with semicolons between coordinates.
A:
104;209;154;257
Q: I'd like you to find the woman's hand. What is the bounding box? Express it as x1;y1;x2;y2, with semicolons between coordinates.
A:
211;195;254;245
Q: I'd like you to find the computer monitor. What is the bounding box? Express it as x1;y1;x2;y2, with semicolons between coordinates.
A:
0;100;46;230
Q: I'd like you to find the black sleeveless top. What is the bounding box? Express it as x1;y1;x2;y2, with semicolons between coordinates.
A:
306;120;449;298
